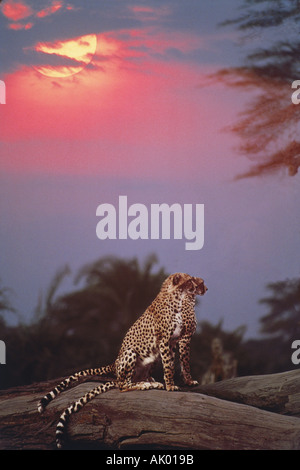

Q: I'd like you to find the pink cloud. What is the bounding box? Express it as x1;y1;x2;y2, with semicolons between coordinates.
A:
1;0;67;29
36;1;63;18
1;0;33;21
0;58;242;181
129;4;171;21
8;21;33;30
0;29;245;180
131;6;155;13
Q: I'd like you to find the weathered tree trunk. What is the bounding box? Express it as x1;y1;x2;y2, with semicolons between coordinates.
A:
192;369;300;417
0;370;299;450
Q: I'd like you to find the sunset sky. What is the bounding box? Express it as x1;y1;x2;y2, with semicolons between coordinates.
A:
0;0;299;339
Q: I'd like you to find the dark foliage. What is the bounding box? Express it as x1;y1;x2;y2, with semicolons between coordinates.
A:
0;258;298;389
259;277;300;339
0;255;168;388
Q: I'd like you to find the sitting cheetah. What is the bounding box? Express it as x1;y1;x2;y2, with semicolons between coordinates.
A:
38;272;207;448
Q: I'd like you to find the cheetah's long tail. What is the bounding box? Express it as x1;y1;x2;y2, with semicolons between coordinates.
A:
55;381;116;449
37;364;115;414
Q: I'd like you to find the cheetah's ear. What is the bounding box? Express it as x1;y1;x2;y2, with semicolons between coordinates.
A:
172;273;182;285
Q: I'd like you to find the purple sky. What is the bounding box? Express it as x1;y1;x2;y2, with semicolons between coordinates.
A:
0;0;299;339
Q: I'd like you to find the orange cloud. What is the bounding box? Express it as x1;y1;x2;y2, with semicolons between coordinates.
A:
1;0;33;21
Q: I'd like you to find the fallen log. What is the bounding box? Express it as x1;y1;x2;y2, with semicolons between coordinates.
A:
192;369;300;417
0;371;300;450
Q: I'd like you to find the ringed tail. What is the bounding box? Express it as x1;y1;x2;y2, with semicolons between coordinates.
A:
56;381;116;449
38;364;115;413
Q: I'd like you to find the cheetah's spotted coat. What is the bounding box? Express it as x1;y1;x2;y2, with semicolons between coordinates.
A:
38;272;207;448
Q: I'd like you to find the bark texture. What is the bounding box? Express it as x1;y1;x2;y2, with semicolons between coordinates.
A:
0;370;299;450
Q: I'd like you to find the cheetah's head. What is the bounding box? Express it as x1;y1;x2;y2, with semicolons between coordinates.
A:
166;273;208;296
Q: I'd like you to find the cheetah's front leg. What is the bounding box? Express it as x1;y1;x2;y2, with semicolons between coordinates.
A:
159;341;179;391
178;335;198;386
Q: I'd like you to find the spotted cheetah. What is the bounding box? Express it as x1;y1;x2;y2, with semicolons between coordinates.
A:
38;272;207;448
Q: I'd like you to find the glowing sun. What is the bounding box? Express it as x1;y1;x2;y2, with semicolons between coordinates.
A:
34;34;97;78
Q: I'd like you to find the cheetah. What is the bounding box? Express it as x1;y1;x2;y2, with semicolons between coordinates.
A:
38;272;207;448
201;338;237;384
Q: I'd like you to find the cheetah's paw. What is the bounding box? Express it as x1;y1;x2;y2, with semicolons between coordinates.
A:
166;384;180;391
185;380;199;387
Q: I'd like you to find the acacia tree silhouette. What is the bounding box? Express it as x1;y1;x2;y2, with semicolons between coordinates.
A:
217;0;300;178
